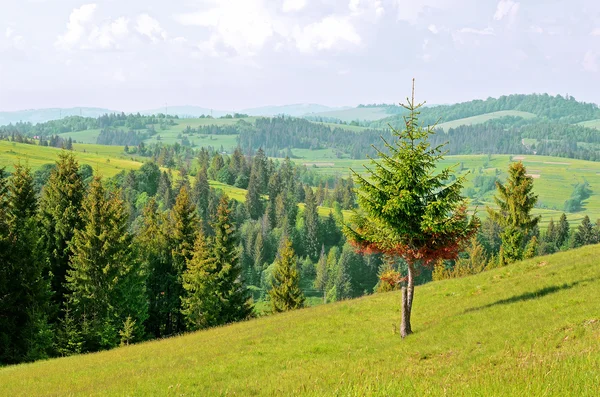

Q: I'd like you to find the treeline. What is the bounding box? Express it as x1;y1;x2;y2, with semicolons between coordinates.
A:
97;128;149;146
237;116;388;159
0;113;179;137
0;151;381;366
374;93;600;128
435;163;600;280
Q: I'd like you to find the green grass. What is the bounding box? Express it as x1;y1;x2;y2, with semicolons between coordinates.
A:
0;141;143;178
57;129;102;144
280;153;600;225
2;246;599;395
577;119;600;130
436;110;536;131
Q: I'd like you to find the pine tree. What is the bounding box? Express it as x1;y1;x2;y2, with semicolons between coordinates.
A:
211;195;253;324
303;186;321;260
572;215;597;247
136;198;173;338
556;213;570;249
192;167;210;225
168;185;198;334
246;171;263;220
488;162;540;264
314;246;328;303
39;151;85;316
523;236;539;259
0;164;52;363
66;176;147;352
268;237;305;313
344;81;478;338
181;230;220;330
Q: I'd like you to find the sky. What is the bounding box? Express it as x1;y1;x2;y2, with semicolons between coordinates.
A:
0;0;599;112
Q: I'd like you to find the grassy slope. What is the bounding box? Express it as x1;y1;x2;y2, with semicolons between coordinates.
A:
291;152;600;225
436;110;537;131
2;247;599;396
577;119;600;130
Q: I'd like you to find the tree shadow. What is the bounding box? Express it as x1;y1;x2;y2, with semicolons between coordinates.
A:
463;276;598;314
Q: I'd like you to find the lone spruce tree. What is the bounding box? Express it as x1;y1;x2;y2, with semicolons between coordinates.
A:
344;80;478;338
269;237;305;313
487;161;540;264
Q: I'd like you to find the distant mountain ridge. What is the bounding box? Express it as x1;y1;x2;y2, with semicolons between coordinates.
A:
0;107;119;125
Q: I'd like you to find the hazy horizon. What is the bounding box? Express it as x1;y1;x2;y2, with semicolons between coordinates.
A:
1;0;599;112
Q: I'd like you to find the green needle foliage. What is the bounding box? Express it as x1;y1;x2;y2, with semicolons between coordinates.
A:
488;161;540;264
269;237;305;313
344;80;478;337
66;176;147;352
39;151;85;316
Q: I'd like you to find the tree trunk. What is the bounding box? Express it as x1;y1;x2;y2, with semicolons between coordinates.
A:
400;262;415;338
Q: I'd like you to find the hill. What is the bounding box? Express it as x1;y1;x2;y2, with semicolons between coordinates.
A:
243;103;347;117
436;110;536;131
1;246;599;395
309;106;393;122
373;93;600;129
0;107;118;125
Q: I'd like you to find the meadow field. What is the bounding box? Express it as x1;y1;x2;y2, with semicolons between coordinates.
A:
436;110;537;131
1;246;598;395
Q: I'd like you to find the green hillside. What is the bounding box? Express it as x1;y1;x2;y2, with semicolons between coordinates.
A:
310;106;392;122
436;110;536;130
577;119;600;130
2;246;599;395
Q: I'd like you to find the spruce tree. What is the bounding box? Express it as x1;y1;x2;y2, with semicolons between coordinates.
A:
344;81;478;337
556;213;570;249
314;246;328;303
39;151;85;315
136;198;173;337
572;215;597;247
181;230;219;330
488;162;540;264
246;171;263;220
168;185;198;334
268;237;305;313
192;167;210;226
66;176;147;352
303;186;321;260
1;164;52;363
212;195;253;324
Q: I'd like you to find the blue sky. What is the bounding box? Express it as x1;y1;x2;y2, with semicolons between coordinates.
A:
1;0;599;111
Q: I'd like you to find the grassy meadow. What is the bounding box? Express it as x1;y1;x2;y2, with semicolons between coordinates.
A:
1;246;599;395
436;110;537;131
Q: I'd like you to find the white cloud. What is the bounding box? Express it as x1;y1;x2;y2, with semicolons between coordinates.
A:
55;3;97;50
591;28;600;36
175;0;274;56
494;0;520;21
294;16;361;53
136;14;167;42
392;0;452;24
349;0;385;18
458;27;494;35
88;17;129;49
428;24;438;34
5;27;14;38
529;25;543;34
582;50;598;72
282;0;306;13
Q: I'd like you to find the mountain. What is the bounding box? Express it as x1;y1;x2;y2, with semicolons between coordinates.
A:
0;107;118;125
241;103;349;117
139;106;231;118
1;246;598;395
